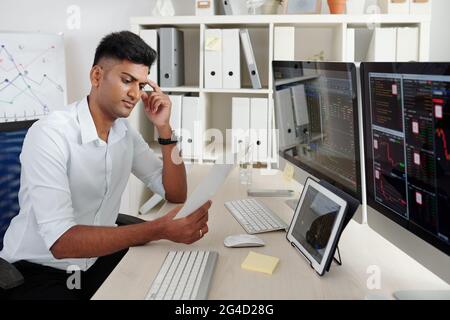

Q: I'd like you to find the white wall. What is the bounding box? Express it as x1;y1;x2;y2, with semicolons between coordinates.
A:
429;0;450;61
0;0;161;103
1;0;448;103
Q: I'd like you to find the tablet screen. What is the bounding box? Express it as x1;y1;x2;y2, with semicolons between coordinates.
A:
290;183;344;266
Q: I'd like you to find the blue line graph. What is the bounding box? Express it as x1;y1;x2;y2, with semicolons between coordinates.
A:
0;32;66;122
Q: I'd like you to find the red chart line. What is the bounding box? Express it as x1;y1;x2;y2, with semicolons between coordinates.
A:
379;178;407;206
380;141;396;167
436;128;450;160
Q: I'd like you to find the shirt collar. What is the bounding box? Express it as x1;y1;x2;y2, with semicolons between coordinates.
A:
77;96;99;145
77;96;128;145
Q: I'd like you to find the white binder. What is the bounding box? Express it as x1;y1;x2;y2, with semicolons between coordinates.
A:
221;0;234;15
139;29;158;83
291;85;309;127
154;94;183;141
250;98;268;162
222;29;241;89
366;28;397;62
396;27;419;62
345;28;355;62
231;97;250;154
181;96;204;158
240;29;262;89
409;0;432;15
378;0;410;14
274;88;297;149
204;29;223;89
274;27;295;61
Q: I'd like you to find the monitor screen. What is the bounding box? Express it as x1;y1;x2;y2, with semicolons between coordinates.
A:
273;61;362;201
0;120;36;249
361;62;450;255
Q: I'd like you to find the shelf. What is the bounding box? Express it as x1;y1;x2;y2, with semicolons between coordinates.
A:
202;88;272;94
131;14;430;27
148;141;218;163
274;75;319;87
159;86;200;93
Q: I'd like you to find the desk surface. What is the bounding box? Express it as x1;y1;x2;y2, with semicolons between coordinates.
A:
92;165;449;300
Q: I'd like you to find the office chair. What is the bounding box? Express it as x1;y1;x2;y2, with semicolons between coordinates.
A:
0;120;145;297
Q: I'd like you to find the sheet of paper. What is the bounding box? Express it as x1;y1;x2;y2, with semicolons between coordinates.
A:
241;251;280;275
175;163;234;219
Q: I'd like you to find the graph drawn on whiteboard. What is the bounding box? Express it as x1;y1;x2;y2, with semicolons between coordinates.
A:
0;32;67;123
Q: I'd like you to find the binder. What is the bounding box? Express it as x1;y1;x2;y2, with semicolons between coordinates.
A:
274;27;295;61
139;29;159;83
366;28;397;62
378;0;410;14
409;0;432;15
396;27;419;62
221;0;233;15
204;29;223;89
222;29;241;89
291;85;309;127
250;98;268;162
159;27;185;87
154;94;183;141
181;96;204;158
345;28;355;62
274;88;297;149
239;29;262;89
231;97;250;154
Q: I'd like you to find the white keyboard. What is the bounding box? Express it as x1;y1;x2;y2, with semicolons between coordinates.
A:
145;251;218;300
224;199;289;234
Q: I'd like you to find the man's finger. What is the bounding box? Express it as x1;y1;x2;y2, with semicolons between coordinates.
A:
166;206;181;219
141;91;149;101
147;79;162;93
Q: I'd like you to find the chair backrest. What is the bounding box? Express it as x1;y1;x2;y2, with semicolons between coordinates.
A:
0;120;36;250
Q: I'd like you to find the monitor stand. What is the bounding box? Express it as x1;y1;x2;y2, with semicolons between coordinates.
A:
284;198;299;211
393;290;450;300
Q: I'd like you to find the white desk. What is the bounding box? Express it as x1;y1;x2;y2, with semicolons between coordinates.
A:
92;165;449;300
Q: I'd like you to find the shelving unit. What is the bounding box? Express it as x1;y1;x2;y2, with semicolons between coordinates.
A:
120;14;431;215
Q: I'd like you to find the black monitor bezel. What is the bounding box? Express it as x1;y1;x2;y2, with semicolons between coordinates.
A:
0;120;37;132
272;61;363;202
361;62;450;256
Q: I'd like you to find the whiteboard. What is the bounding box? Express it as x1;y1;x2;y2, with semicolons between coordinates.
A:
0;31;67;123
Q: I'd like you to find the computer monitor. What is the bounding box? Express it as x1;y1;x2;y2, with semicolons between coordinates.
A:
361;62;450;284
0;120;36;249
272;61;363;206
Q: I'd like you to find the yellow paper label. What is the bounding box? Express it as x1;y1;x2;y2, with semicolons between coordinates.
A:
205;36;221;51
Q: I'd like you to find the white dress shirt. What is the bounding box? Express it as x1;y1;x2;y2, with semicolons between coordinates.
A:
0;97;165;271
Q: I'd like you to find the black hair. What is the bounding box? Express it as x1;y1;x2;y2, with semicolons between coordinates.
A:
93;31;157;70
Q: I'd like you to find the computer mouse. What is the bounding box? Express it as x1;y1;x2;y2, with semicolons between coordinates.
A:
223;234;265;248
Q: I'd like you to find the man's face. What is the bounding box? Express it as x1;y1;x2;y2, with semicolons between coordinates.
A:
93;59;149;120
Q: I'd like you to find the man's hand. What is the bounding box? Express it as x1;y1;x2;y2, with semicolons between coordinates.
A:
141;80;172;130
158;201;211;244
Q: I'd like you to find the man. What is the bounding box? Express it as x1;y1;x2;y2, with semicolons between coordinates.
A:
0;31;210;300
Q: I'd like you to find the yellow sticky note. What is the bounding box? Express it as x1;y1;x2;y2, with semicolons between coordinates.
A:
283;163;294;181
241;251;280;275
205;36;221;51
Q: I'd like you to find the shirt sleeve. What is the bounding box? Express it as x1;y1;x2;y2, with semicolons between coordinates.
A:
130;129;166;198
20;123;77;250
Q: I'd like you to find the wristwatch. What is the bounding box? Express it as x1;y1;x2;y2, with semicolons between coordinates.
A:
157;131;179;145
